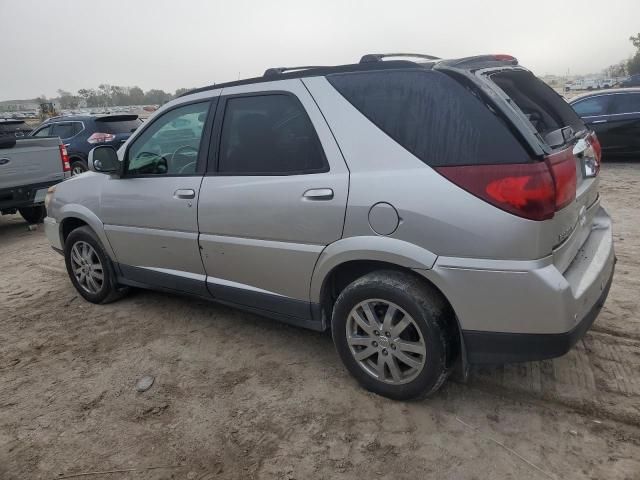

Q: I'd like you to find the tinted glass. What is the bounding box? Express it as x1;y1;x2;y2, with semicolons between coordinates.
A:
127;102;209;176
33;125;51;136
97;118;142;134
218;94;326;174
609;93;640;114
573;96;610;116
328;69;530;166
51;123;77;139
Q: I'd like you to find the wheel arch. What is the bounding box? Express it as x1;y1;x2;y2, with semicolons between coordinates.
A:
311;237;466;376
58;204;117;261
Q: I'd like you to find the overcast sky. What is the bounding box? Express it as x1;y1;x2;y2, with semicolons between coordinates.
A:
1;0;638;101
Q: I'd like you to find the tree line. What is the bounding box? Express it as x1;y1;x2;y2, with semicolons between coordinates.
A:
37;85;195;109
603;33;640;78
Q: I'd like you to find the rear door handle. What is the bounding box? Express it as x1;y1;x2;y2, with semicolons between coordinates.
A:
174;189;195;199
303;188;334;200
591;119;608;124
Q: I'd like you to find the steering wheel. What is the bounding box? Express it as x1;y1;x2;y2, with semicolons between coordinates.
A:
171;144;199;174
133;151;168;174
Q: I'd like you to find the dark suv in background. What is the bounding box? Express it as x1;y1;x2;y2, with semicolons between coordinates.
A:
31;115;142;175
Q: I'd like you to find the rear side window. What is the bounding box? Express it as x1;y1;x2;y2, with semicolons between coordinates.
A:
217;94;327;175
327;69;530;166
572;96;610;117
609;93;640;114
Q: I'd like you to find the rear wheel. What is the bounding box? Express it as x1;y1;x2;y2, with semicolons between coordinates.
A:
64;226;127;304
332;270;452;400
70;159;88;176
19;205;46;224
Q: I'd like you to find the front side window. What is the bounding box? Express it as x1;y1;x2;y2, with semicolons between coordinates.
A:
33;125;51;136
609;93;640;115
218;94;326;175
572;96;610;117
127;102;209;176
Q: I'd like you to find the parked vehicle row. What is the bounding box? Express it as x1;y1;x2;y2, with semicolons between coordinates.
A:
44;53;614;400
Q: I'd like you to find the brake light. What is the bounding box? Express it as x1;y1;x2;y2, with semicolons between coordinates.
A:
87;132;116;144
59;144;70;172
493;54;516;62
588;132;602;172
436;147;577;221
437;162;556;220
546;148;576;210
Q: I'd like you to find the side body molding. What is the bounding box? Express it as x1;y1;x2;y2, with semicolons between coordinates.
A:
58;204;117;260
309;236;438;303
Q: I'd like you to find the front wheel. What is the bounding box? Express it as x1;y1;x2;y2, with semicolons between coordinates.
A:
19;205;46;224
64;226;127;304
332;270;453;400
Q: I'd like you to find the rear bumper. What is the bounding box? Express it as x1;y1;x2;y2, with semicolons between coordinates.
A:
462;259;614;363
416;205;615;364
0;180;61;211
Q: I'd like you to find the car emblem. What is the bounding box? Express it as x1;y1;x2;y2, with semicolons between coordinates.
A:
0;158;10;166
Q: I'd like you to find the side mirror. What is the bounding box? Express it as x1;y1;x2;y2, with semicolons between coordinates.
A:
88;146;120;175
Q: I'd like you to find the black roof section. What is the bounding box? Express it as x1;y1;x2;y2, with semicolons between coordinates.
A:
180;53;520;98
180;59;432;98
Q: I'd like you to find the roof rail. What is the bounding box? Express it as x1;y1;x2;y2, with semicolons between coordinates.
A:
263;66;329;77
359;53;441;64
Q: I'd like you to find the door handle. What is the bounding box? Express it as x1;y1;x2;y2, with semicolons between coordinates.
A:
303;188;334;200
174;189;195;199
591;119;608;124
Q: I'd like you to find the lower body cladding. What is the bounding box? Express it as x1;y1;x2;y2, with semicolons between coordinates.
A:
418;206;615;364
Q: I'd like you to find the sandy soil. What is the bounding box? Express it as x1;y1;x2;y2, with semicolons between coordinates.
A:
1;162;639;480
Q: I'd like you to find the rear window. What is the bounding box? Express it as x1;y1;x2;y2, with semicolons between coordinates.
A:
327;69;530;166
0;120;31;137
489;70;584;144
95;116;141;134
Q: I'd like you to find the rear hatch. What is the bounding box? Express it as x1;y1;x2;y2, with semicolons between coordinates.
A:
480;68;602;270
92;115;142;148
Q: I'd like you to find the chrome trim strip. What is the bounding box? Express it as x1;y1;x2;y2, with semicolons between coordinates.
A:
206;276;285;297
135;266;206;281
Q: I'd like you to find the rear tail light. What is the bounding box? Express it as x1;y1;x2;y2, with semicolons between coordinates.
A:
87;132;116;144
588;132;602;173
59;144;71;172
436;146;577;221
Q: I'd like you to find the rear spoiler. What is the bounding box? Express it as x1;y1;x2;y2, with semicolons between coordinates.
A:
95;114;139;122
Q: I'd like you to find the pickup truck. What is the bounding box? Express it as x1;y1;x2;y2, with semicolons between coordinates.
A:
0;135;70;223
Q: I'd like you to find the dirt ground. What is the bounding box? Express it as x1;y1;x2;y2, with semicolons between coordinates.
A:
1;163;639;480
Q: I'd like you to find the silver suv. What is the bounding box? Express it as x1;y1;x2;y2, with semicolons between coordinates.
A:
44;54;615;400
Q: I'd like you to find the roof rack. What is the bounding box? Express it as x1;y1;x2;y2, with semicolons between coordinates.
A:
359;53;441;63
263;66;329;77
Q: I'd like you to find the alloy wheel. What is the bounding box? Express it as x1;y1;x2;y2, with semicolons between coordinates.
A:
346;299;427;385
70;241;104;294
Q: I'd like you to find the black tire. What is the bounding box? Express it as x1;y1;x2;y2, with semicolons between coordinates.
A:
19;205;46;224
70;159;88;176
332;270;453;400
64;225;127;304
